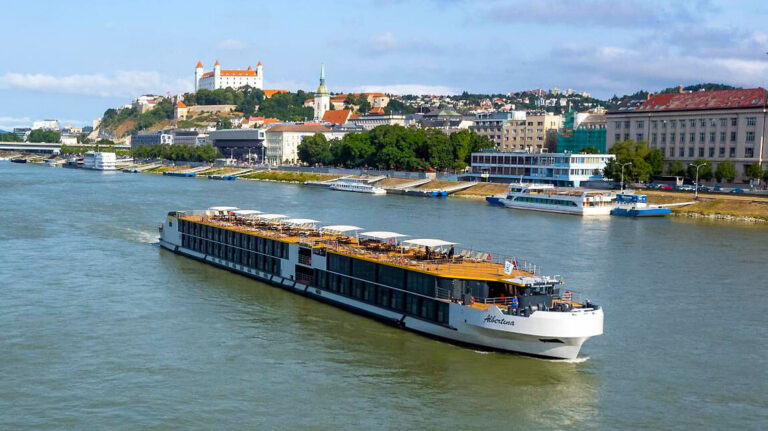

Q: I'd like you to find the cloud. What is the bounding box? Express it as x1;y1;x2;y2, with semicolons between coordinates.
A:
0;115;32;131
484;0;708;28
0;71;192;98
332;32;444;56
350;84;460;95
217;39;246;50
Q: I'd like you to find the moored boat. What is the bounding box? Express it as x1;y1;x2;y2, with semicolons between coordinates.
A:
498;182;616;216
330;178;386;195
611;193;671;217
159;206;603;359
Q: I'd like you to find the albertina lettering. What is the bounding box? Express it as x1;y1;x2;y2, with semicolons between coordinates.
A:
483;315;515;326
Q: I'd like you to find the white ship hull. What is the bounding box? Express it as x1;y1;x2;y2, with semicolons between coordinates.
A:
501;199;613;216
330;184;386;194
159;216;602;359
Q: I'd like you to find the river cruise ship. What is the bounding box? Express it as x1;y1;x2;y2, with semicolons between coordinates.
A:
330;178;386;195
498;183;616;216
159;206;603;359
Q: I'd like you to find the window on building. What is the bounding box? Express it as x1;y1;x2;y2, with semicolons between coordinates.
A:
746;117;756;126
745;147;754;158
699;119;706;127
699;132;705;142
670;133;676;143
729;147;736;157
624;134;630;141
698;148;704;157
680;133;685;143
690;133;695;143
662;121;667;129
709;132;715;142
636;133;644;141
688;147;694;157
710;119;717;127
746;131;755;142
680;120;686;128
709;147;715;157
719;132;725;142
720;118;727;127
637;120;644;129
624;121;630;129
661;134;667;143
652;133;657;144
660;147;665;156
719;147;725;157
679;147;684;157
652;120;657;129
731;118;737;126
671;120;677;128
689;119;695;128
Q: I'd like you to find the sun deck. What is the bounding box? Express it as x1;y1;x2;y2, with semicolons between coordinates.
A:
178;214;535;282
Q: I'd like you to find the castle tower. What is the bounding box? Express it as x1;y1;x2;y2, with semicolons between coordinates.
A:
195;61;203;91
257;61;264;89
313;63;330;121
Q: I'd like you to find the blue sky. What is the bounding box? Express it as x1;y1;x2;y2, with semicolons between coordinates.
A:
1;0;767;130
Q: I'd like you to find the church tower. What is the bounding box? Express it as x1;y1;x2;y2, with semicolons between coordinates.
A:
313;63;330;121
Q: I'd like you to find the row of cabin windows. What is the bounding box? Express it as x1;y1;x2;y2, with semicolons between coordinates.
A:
315;269;449;324
514;196;579;207
182;234;282;275
179;221;288;259
327;254;436;297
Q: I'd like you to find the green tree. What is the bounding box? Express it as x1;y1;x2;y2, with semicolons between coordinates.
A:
384;99;415;115
602;140;652;183
28;129;61;143
745;162;764;182
762;166;768;183
686;159;712;182
580;146;600;154
645;148;665;176
298;134;333;166
0;132;20;142
715;161;737;183
666;160;685;176
215;118;233;130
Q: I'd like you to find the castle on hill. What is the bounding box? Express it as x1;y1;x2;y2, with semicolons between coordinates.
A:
195;60;263;91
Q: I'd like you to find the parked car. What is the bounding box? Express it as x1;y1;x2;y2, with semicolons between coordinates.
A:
645;183;661;190
714;185;723;191
675;185;696;191
658;184;673;190
697;186;711;192
730;188;745;193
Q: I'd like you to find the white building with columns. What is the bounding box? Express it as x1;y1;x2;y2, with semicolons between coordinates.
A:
313;63;330;121
195;60;263;91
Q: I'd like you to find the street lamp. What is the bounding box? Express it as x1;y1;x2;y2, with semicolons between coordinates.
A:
619;162;632;192
693;162;708;200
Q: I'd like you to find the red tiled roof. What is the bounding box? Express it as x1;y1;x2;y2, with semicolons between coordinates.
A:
322;109;351;124
628;88;767;113
264;89;288;98
176;102;187;108
221;70;257;76
268;124;331;133
196;61;203;68
368;107;385;115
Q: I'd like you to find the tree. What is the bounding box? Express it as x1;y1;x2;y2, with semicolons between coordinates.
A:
602;140;652;183
297;134;333;166
686;159;712;182
0;132;20;142
215;118;233;130
745;162;764;182
28;129;61;143
715;161;737;183
580;146;599;154
762;166;768;184
667;160;685;176
645;148;665;176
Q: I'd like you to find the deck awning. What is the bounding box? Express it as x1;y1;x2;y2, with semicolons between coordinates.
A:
402;238;457;248
360;231;408;240
321;225;364;234
231;210;262;217
255;213;288;221
284;218;320;225
208;206;239;211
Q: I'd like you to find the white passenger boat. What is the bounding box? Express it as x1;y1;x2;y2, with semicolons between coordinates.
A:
499;183;616;216
82;151;117;171
330;178;386;195
158;206;603;359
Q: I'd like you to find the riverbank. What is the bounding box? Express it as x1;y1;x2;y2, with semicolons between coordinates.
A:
643;190;768;223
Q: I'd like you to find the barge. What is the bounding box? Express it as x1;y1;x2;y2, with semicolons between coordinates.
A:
159;206;603;359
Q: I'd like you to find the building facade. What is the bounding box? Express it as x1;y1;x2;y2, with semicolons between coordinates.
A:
195;60;263;91
471;111;561;152
558;112;607;153
350;114;406;130
606;88;768;180
208;129;266;161
465;151;614;186
264;124;331;164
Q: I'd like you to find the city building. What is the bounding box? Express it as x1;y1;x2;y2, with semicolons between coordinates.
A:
322;109;352;125
472;112;525;147
13;128;31;141
464;151;615;186
558;111;607;153
133;95;163;114
195;60;263;91
175;102;188;121
606;87;768;180
60;135;78;146
207;129;266;161
471;111;561;152
313;64;330;121
265;124;332;164
350;114;406;130
131;130;174;148
32;120;60;131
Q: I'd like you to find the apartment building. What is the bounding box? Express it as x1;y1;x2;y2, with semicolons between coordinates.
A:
471;111;561;152
606;88;767;180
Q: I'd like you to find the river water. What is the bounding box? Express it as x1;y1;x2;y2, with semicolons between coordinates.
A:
1;163;766;430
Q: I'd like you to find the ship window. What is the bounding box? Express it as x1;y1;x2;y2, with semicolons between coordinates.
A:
363;283;376;304
437;302;449;324
339;276;350;295
421;298;436;320
407;272;435;296
379;265;405;288
352;259;377;282
327;273;339;292
377;286;391;308
328;254;352;275
314;269;327;289
352;279;364;299
391;291;404;311
406;294;421;315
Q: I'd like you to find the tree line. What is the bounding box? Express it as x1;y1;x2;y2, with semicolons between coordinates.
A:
131;144;219;162
603;140;768;184
183;87;313;120
298;125;494;170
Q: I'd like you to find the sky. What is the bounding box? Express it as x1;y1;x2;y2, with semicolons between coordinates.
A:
1;0;767;130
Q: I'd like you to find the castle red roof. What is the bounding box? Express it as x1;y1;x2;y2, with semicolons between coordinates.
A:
619;88;767;113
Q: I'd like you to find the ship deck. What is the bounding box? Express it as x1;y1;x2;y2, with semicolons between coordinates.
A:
180;215;533;282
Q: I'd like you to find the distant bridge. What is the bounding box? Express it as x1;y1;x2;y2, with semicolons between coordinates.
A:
0;141;130;154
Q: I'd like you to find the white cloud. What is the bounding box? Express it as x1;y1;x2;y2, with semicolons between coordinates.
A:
0;71;192;98
217;39;246;50
350;84;460;95
0;115;32;131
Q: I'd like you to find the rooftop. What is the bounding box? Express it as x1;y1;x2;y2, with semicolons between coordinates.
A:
610;88;767;114
267;124;331;133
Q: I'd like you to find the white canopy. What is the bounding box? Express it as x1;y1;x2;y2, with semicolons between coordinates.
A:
284;218;320;225
232;209;262;216
360;231;408;240
256;213;288;220
402;238;457;248
208;206;239;211
321;225;364;234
